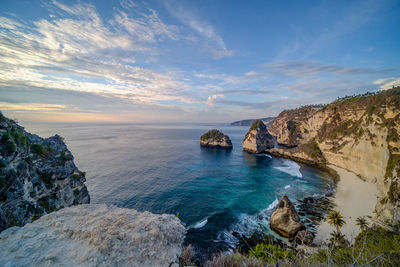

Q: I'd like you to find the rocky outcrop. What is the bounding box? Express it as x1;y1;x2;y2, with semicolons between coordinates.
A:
242;120;274;153
294;230;315;246
270;195;305;238
267;88;400;223
0;204;186;267
200;129;232;148
0;112;89;232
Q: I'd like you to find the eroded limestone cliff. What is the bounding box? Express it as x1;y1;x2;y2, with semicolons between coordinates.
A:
0;112;89;232
267;88;400;223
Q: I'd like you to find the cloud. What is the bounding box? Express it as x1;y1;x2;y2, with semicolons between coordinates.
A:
164;2;234;58
206;94;224;106
0;102;68;111
0;1;201;109
264;61;393;76
373;77;400;90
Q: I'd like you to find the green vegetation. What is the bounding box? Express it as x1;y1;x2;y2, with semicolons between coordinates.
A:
60;151;73;162
327;210;346;233
249;243;294;263
310;141;323;159
1;133;16;155
30;143;53;156
250;119;266;131
200;129;225;141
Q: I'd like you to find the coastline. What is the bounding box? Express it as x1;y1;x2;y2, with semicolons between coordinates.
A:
315;165;380;243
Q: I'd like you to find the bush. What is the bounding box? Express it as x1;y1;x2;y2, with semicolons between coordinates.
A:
1;133;16;155
205;252;264;267
200;129;225;141
30;144;45;155
249;243;294;264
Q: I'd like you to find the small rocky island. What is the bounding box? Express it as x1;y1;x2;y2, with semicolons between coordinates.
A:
242;119;274;153
200;129;233;148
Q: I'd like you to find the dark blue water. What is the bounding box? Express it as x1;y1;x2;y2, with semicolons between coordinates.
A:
23;122;334;256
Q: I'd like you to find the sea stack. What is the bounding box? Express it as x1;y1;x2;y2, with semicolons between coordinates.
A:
242;120;274;153
200;129;233;148
269;195;305;238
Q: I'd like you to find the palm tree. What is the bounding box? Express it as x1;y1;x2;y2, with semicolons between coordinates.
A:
356;216;369;231
327;210;346;233
329;230;348;248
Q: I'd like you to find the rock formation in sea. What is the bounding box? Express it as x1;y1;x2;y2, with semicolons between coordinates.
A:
267;87;400;223
270;195;305;238
0;112;89;232
0;204;186;267
242;119;274;153
200;129;233;148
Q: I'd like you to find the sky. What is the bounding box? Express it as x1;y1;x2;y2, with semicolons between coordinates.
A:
0;0;399;123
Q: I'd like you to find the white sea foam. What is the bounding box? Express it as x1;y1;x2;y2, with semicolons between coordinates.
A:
267;198;279;210
274;160;302;178
194;218;208;229
285;185;291;189
255;153;272;158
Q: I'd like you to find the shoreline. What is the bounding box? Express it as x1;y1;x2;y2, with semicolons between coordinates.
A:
315;165;380;243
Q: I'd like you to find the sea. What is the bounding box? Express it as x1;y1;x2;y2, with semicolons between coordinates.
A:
22;122;335;259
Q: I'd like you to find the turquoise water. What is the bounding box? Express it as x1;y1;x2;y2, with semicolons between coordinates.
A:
23;122;334;258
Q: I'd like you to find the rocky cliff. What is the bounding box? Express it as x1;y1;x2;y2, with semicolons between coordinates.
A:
267;88;400;223
200;129;233;148
0;204;186;267
231;117;276;127
0;112;89;232
242;120;274;153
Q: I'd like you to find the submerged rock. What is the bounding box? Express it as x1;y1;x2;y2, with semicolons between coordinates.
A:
0;112;89;232
0;204;186;267
242;120;274;153
200;129;232;148
270;195;305;238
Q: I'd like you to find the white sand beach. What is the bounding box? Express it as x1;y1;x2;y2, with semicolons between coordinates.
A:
315;165;380;244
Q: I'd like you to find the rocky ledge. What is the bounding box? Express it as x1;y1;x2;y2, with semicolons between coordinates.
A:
200;129;232;148
242;120;274;153
0;112;89;232
0;204;186;267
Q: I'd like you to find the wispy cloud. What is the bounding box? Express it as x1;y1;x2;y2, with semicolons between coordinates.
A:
164;2;234;58
264;61;394;76
0;1;200;108
0;102;68;111
373;77;400;90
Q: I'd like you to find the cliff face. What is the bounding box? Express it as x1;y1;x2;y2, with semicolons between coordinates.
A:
0;112;89;232
242;120;274;153
267;88;400;223
0;204;186;267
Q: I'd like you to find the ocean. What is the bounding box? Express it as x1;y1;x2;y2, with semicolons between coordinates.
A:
23;122;335;258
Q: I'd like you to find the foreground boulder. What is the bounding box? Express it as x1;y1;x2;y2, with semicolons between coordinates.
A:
270;195;305;238
0;112;89;232
294;230;315;246
200;129;232;148
242;120;274;153
0;204;186;267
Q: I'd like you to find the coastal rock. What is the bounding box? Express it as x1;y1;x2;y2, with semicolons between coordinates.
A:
0;204;186;267
242;120;274;153
294;230;315;246
200;129;232;148
0;112;89;232
266;88;400;223
270;195;305;238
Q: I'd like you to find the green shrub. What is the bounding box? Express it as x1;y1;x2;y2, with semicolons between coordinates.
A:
200;129;225;141
30;144;45;155
60;151;73;162
1;133;16;154
249;243;294;264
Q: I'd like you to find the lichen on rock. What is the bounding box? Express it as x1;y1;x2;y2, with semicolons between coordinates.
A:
0;204;186;267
